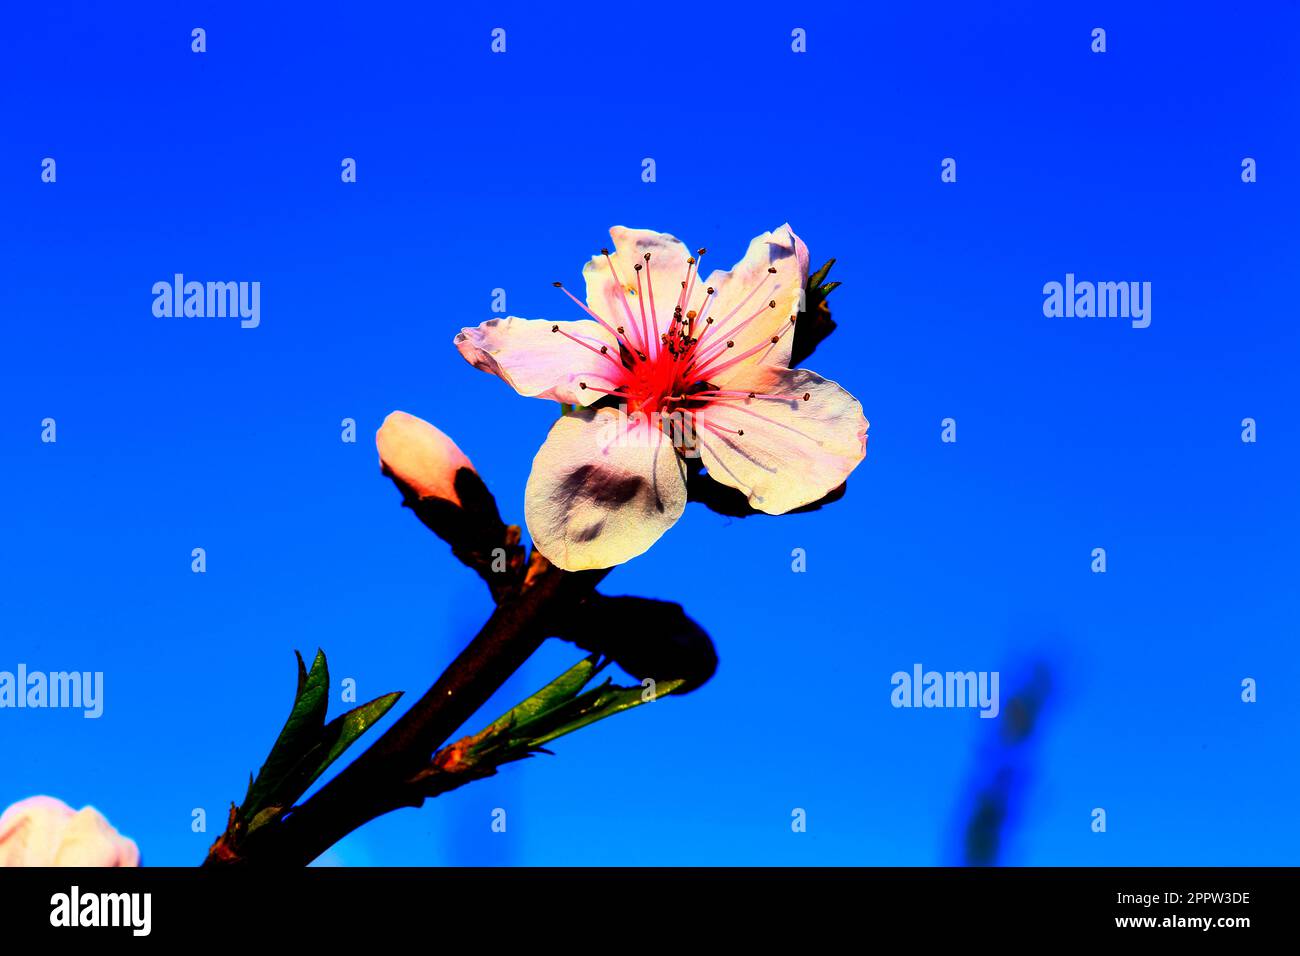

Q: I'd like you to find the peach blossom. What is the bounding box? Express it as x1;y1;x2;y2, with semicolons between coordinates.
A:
456;225;868;570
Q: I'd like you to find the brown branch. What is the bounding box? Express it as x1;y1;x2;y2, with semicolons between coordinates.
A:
204;415;610;866
206;553;606;866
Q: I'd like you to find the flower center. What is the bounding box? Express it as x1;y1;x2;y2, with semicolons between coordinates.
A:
553;244;805;451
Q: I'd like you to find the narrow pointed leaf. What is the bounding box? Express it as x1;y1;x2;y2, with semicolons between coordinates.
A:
246;805;284;836
242;649;331;819
525;678;685;748
808;257;836;288
301;691;404;792
790;257;840;366
484;654;602;736
294;650;309;699
267;691;405;810
421;659;687;798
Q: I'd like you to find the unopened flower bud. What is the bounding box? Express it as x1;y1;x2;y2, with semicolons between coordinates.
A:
0;796;140;867
377;411;476;506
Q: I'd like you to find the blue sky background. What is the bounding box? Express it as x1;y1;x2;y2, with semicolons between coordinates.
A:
2;1;1297;866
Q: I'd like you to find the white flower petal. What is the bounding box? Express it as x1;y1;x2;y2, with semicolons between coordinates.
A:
688;224;807;388
455;316;621;406
582;227;693;353
0;797;70;866
0;797;139;868
525;407;687;570
694;365;867;515
54;808;140;867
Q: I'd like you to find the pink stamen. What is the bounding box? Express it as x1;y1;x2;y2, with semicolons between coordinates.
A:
575;381;626;396
695;314;794;380
692;389;804;403
705;400;821;444
681;248;704;318
693;283;775;360
644;253;661;360
551;325;627;371
705;422;743;435
552;239;802;426
694;287;717;323
634;265;652;359
687;288;716;344
554;283;628;348
694;297;784;370
708;274;772;338
676;257;697;316
604;251;644;352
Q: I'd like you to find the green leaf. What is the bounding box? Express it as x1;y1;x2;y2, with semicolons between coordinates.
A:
294;650;309;699
419;654;688;802
483;654;602;737
525;677;685;748
455;662;684;767
790;257;840;366
246;805;284;836
808;256;836;288
296;691;404;793
241;649;331;820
